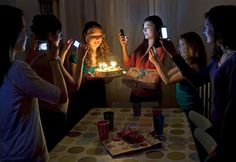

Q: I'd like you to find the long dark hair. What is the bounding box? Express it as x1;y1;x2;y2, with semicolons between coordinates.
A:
134;15;163;64
0;5;23;86
205;5;236;60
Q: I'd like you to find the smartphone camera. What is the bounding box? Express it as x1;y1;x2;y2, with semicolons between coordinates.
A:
73;40;80;48
160;26;168;39
38;41;48;51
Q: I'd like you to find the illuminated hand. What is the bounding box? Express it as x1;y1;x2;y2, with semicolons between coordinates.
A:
118;32;128;47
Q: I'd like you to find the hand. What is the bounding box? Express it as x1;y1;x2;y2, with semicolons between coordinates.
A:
63;39;73;51
58;39;73;64
148;49;157;64
118;32;128;48
160;39;178;58
82;72;96;83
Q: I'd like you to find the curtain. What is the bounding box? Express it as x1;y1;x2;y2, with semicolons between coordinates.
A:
7;0;235;106
58;0;236;107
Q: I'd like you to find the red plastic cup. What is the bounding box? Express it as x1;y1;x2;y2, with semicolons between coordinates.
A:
95;120;109;140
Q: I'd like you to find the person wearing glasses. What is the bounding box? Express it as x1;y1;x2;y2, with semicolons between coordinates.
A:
26;14;85;151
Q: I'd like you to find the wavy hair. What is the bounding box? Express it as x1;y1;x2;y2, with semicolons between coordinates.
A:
81;21;110;66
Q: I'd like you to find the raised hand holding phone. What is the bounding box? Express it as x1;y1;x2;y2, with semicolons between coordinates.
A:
119;29;128;47
38;41;48;51
73;40;80;48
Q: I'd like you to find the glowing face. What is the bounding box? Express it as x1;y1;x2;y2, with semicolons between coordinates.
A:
143;21;155;39
178;39;187;57
203;18;214;44
86;27;104;48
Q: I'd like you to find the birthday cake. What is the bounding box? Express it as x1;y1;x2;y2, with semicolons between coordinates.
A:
94;66;124;77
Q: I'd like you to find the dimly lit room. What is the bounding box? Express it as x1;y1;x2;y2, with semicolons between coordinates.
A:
1;0;236;162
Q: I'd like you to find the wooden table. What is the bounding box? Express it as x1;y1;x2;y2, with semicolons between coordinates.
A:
49;108;200;162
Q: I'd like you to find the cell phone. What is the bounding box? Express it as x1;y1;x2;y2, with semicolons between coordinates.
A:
38;41;48;51
73;40;80;48
152;46;158;59
160;26;168;39
120;29;125;36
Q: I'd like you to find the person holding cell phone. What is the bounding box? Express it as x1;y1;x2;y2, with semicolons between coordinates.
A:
160;5;236;162
67;21;111;129
25;14;86;151
149;32;207;115
0;5;68;161
118;15;167;106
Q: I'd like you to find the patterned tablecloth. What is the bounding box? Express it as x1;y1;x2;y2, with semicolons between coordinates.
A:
49;108;200;162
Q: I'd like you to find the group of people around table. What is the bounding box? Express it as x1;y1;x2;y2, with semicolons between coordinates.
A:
1;4;236;162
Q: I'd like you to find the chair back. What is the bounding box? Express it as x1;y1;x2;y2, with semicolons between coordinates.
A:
194;128;217;155
188;110;212;131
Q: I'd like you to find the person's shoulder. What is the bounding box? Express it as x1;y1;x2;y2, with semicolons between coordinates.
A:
7;60;33;79
13;60;31;69
12;60;36;74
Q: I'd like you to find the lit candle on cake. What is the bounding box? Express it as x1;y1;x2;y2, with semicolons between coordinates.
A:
94;60;123;77
111;61;117;68
102;62;107;70
98;63;102;69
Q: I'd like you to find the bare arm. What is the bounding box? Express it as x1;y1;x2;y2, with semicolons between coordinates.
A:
149;49;184;85
118;32;130;66
58;39;73;64
73;48;88;90
59;64;76;96
69;62;76;77
47;41;68;104
168;66;179;76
